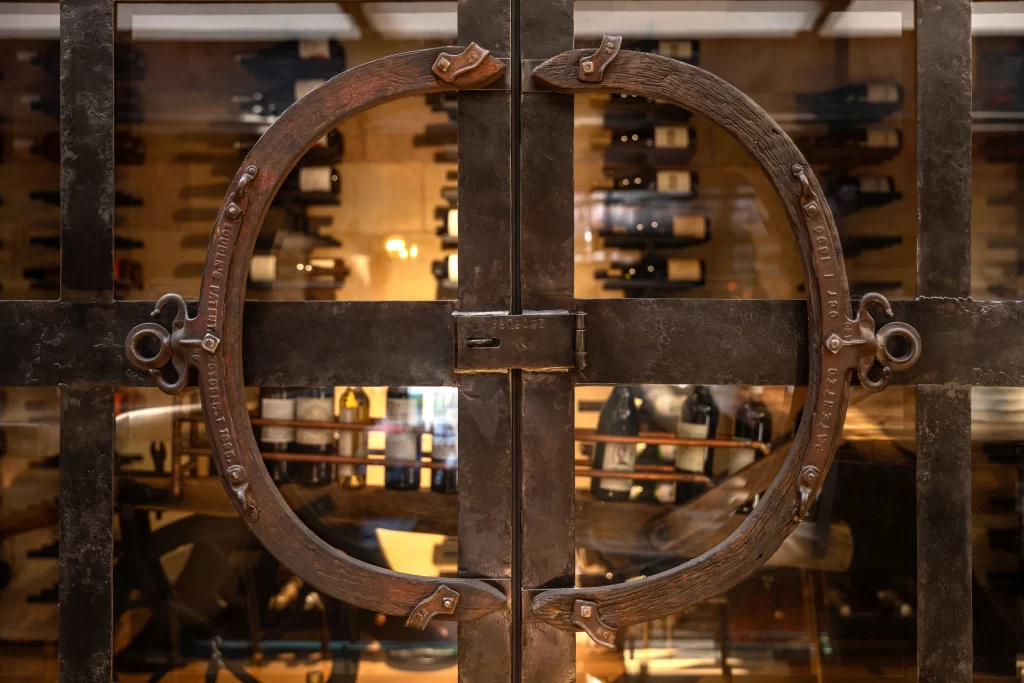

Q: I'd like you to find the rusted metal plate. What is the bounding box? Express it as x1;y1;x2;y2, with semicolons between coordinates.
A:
454;312;578;372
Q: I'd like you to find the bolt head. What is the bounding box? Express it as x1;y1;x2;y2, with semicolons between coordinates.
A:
226;203;240;218
442;598;454;609
582;61;595;73
438;57;451;72
825;334;843;353
202;333;221;353
580;605;592;618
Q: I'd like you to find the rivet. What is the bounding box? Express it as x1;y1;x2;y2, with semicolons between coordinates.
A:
582;61;595;73
227;203;240;218
806;202;820;216
202;333;221;353
442;598;454;609
580;605;592;617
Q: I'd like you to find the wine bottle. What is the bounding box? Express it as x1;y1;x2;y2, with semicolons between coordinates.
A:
600;169;697;200
425;92;458;113
595;255;705;295
731;386;772;475
675;385;719;503
234;79;325;116
621;39;700;65
177;130;342;176
794;128;902;167
633;399;674;504
431;254;458;284
384;387;423;490
603;125;696;169
436;207;458;249
430;389;458;494
434;146;458;163
603;94;692;130
797;83;903;123
259;387;295;483
590;386;640;502
598;202;709;248
180;166;339;205
291;387;337;487
336;387;369;489
825;175;902;217
236;39;346;81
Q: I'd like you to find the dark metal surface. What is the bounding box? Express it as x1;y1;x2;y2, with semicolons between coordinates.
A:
57;0;116;680
59;388;115;683
59;0;114;303
518;0;578;678
915;0;974;680
457;0;516;677
12;297;1024;388
454;311;580;372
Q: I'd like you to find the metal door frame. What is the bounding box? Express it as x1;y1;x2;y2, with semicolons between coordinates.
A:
0;0;973;681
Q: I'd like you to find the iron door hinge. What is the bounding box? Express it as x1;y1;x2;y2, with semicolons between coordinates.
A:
454;311;587;373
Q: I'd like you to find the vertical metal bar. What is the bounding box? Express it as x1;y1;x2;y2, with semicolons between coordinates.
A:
518;1;576;680
58;387;115;683
915;1;973;681
58;0;116;680
457;1;514;681
60;0;115;303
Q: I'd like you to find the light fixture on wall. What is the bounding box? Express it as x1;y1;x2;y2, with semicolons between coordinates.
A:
385;237;420;259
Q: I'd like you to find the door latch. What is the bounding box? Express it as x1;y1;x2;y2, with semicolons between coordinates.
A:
454;311;586;372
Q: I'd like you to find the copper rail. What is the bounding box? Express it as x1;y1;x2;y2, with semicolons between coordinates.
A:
178;447;710;483
575;428;770;455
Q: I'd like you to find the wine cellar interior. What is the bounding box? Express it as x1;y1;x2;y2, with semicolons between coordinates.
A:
1;1;1022;681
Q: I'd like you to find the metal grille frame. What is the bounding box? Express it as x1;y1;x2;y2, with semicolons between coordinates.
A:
0;0;976;680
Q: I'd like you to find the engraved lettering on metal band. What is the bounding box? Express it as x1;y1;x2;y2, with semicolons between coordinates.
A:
123;165;258;395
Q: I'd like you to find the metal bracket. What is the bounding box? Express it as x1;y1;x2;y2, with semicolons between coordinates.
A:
432;43;506;88
454;311;586;373
571;599;617;649
579;35;622;82
405;585;460;629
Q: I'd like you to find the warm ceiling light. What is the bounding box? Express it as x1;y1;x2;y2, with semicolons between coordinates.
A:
385;237;406;254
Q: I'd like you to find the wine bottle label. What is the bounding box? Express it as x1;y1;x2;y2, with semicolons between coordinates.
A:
667;259;702;282
654;126;690;149
261;397;295;444
656;170;692;193
249;254;277;283
672;215;707;239
598;443;638;492
295;396;334;446
448;254;459;283
447;208;459;237
866;130;899;148
298;167;333;192
313;134;329;148
675;421;710;472
867;83;900;103
336;405;358;475
658;40;694;60
729;447;757;475
386;397;419;462
293;79;325;101
298;39;331;59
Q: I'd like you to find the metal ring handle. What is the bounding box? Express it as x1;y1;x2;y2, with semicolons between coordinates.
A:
876;321;922;371
121;47;508;625
530;43;922;644
124;323;172;371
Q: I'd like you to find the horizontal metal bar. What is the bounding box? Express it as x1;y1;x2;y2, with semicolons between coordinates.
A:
3;297;1024;388
455;311;576;372
0;300;455;387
